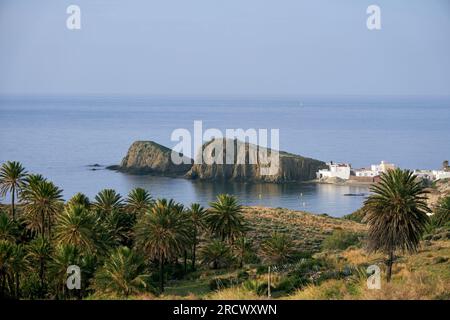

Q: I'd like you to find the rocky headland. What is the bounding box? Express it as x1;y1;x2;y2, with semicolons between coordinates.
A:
107;141;192;176
108;139;326;183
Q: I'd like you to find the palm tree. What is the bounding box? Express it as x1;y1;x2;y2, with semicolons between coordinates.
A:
200;239;233;269
0;240;14;297
363;168;430;282
23;173;46;187
233;236;254;268
0;211;18;242
186;203;207;270
54;205;98;254
134;199;190;292
125;188;153;217
102;208;134;246
21;179;63;238
67;192;91;209
9;243;27;298
49;244;80;299
79;253;97;297
92;246;151;298
93;189;123;216
207;194;245;243
260;232;294;265
27;236;52;297
0;241;27;298
0;161;27;220
431;196;450;228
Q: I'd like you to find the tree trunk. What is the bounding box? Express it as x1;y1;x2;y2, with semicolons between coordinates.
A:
183;250;187;274
41;211;45;237
192;228;197;271
11;185;15;220
48;216;52;240
159;258;164;293
7;274;14;297
39;258;45;297
15;273;20;299
386;250;394;283
192;244;196;271
0;274;5;298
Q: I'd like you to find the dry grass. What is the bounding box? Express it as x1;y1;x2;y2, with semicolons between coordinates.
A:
287;240;450;300
287;279;359;300
242;206;366;252
205;287;263;300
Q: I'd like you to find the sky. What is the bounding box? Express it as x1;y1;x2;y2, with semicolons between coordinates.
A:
0;0;449;96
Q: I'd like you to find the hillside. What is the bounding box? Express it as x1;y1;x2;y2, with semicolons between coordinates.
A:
242;206;366;252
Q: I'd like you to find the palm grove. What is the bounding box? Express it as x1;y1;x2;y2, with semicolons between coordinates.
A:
0;161;448;299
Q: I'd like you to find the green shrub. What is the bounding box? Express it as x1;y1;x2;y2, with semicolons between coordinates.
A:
274;274;310;293
242;279;259;292
256;265;268;275
321;230;361;251
209;276;244;291
256;282;270;296
429;196;450;229
237;270;250;280
343;208;366;223
290;251;313;261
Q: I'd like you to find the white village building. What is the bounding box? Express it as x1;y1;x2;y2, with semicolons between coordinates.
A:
414;169;450;181
435;170;450;180
371;161;396;173
317;162;351;180
354;169;379;177
354;161;396;177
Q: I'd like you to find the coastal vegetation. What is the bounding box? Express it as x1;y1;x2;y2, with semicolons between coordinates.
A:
0;161;448;300
363;168;430;282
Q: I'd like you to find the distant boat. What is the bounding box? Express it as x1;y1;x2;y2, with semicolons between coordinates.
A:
343;193;367;197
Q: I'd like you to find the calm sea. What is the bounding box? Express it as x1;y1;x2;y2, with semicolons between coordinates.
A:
0;96;449;216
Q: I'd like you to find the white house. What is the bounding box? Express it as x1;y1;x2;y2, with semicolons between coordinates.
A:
434;170;450;180
354;169;379;177
414;170;435;181
371;161;396;173
413;170;450;181
317;162;351;180
354;161;396;177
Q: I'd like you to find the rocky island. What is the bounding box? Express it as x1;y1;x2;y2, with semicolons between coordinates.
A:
109;139;326;183
107;141;192;176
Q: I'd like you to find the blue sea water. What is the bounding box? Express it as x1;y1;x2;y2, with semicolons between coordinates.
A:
0;95;449;216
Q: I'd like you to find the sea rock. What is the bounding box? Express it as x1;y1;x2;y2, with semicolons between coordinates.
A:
109;141;192;176
186;138;326;183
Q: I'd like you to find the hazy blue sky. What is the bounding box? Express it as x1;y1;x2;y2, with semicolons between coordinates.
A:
0;0;449;96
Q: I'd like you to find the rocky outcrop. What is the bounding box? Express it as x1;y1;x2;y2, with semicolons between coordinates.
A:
186;138;326;183
110;139;326;182
108;141;192;176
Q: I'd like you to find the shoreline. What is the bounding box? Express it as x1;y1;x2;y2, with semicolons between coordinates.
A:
107;165;373;186
314;179;375;186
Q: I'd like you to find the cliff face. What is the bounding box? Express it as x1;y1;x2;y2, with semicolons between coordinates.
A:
186;139;326;183
112;141;192;175
111;139;326;182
